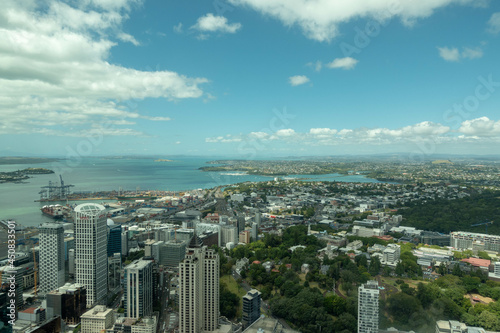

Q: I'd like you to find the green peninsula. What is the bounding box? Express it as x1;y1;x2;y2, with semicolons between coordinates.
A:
0;168;54;183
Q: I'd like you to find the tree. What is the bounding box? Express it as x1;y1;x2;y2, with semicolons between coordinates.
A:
387;292;422;324
220;283;239;319
324;294;348;316
369;256;381;276
452;263;463;277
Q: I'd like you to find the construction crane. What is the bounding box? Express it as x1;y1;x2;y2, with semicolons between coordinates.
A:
470;220;494;234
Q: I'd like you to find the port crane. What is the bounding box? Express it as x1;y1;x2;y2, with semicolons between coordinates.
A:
39;175;74;200
470;220;494;234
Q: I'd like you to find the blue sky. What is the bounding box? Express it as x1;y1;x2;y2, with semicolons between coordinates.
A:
1;0;500;158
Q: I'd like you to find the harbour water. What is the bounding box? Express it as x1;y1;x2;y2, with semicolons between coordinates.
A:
0;157;383;227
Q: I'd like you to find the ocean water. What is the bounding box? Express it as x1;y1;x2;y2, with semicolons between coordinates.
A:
0;157;383;227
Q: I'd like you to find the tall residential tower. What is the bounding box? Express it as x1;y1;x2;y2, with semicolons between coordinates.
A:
178;236;219;333
39;223;66;293
358;280;379;333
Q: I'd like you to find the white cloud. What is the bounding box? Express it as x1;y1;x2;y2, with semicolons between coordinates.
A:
326;57;358;70
289;75;310;86
310;128;338;137
205;120;459;146
306;61;322;72
437;47;460;62
173;22;183;33
228;0;476;42
0;0;208;136
487;12;500;34
462;47;483;59
458;117;500;137
191;13;242;34
438;46;483;62
249;132;269;139
276;129;296;137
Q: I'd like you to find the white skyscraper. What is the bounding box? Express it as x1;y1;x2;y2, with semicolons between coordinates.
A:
39;223;66;293
124;259;153;319
75;203;108;308
358;280;379;333
179;236;219;333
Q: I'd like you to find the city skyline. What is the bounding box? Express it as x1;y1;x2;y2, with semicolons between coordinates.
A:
1;0;500;157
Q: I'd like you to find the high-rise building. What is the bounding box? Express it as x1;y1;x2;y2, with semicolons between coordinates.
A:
237;215;245;234
122;231;129;256
179;236;219;333
39;223;66;293
242;289;261;329
358;280;379;333
220;225;237;246
124;259;153;319
254;210;261;228
75;203;108;308
251;223;258;242
107;222;122;257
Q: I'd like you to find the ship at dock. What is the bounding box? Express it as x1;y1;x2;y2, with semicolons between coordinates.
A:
40;205;64;219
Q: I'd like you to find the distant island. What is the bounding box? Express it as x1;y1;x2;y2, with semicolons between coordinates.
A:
155;159;173;162
0;157;60;165
0;168;54;183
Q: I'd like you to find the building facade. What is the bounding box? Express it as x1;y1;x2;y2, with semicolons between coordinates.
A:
242;289;261;329
124;259;153;319
358;280;379;333
46;283;87;325
39;223;66;293
178;236;219;333
81;305;114;333
75;203;108;308
450;231;500;252
107;223;122;257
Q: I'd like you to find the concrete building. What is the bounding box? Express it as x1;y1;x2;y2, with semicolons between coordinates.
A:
39;223;65;293
68;249;75;277
242;289;261;329
239;230;251;244
112;316;157;333
159;240;186;267
237;215;245;234
435;320;467;333
81;305;114;333
122;231;129;256
254;211;261;228
75;203;108;308
179;236;219;333
383;244;401;264
251;223;258;242
124;259;153;319
358;280;379;333
220;225;237;246
450;231;500;252
108;253;122;291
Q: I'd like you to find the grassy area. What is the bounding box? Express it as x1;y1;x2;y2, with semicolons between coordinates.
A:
380;276;428;290
297;273;323;292
221;275;246;318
